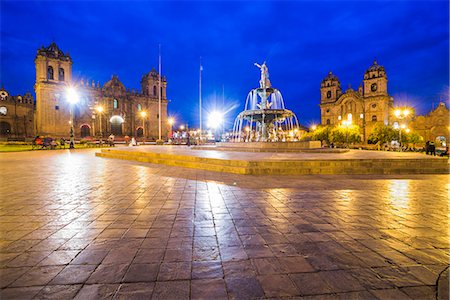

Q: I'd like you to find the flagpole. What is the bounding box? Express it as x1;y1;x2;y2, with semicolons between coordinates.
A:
199;57;202;143
158;44;162;141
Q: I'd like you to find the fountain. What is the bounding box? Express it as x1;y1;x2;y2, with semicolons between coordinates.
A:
232;62;300;142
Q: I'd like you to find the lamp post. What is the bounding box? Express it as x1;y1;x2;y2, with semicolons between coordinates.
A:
140;111;147;139
96;105;104;138
66;87;79;149
360;113;366;144
168;117;175;140
394;108;410;152
342;119;352;148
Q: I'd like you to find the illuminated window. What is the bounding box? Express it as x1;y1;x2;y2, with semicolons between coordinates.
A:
372;115;377;122
113;99;118;109
137;104;142;111
47;66;54;80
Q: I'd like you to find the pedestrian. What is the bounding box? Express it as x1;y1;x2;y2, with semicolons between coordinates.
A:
60;137;65;149
186;132;191;147
425;141;430;155
108;134;115;147
429;141;436;156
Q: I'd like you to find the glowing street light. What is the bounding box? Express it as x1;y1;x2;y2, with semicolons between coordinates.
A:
168;117;175;139
207;111;224;129
140;111;147;138
66;87;79;149
342;119;352;148
310;125;317;131
394;108;410;151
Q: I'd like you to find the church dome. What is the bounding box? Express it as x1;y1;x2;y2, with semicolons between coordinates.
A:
102;75;126;94
366;59;385;73
322;71;339;83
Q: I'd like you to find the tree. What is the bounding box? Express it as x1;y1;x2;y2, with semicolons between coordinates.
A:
404;131;423;147
329;125;361;145
368;123;396;144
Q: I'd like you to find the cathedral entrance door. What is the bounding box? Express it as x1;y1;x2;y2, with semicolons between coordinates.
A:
80;125;90;138
0;121;11;136
110;115;124;136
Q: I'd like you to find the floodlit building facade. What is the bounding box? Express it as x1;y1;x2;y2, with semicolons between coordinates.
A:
0;42;170;140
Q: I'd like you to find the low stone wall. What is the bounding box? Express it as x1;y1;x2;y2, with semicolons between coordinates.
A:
217;141;321;149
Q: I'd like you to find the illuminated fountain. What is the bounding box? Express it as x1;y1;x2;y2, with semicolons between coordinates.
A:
232;62;300;142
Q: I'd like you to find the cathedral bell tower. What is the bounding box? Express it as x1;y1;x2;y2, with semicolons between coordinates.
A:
140;68;167;99
320;71;341;103
34;42;73;136
363;59;388;97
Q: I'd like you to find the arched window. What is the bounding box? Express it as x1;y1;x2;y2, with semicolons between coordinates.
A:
326;119;330;125
47;66;54;80
58;68;65;81
137;104;142;111
372;115;377;122
153;86;157;96
113;99;118;109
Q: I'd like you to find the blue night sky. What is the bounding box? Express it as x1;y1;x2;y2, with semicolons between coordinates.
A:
1;0;448;129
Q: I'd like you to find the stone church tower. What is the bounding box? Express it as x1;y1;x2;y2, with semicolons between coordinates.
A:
34;42;73;136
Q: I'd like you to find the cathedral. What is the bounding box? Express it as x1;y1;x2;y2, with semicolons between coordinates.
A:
0;42;170;140
319;59;449;145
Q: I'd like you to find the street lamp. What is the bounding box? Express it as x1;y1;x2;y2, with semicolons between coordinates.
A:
359;113;366;144
394;108;410;152
96;105;104;138
342;119;352;148
140;111;147;140
66;87;79;149
168;117;175;140
310;125;317;131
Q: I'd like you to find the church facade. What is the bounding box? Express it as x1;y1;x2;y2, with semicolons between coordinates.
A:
319;60;394;143
319;59;450;145
0;42;170;140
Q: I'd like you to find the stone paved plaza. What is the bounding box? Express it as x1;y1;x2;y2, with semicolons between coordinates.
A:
0;149;449;299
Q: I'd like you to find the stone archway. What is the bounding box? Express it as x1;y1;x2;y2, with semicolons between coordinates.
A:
80;124;91;138
110;115;124;136
0;121;11;136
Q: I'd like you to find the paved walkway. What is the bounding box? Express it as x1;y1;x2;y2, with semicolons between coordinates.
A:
0;149;448;299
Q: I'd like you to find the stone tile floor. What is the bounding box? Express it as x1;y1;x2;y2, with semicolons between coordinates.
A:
0;149;448;299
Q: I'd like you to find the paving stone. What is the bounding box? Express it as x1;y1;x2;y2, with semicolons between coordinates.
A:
226;277;265;299
157;261;191;281
123;263;159;282
151;280;190;300
258;274;300;297
10;265;64;287
191;278;228;299
33;284;82;299
49;264;96;285
86;263;129;284
115;282;155;299
73;283;119;300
